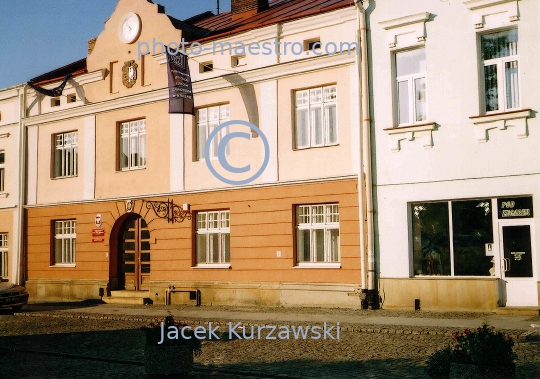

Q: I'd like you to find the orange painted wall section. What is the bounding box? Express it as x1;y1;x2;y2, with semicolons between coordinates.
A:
26;179;360;284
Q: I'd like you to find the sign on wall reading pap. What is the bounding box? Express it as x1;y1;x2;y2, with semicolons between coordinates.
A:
497;196;533;219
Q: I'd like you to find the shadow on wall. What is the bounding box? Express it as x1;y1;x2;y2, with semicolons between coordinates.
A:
223;73;259;137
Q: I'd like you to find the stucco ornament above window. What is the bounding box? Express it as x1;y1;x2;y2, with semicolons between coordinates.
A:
463;0;519;29
379;12;431;49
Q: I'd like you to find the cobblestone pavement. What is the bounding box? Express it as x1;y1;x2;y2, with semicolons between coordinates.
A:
1;308;539;379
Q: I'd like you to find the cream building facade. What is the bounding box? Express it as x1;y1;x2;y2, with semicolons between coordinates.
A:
20;0;375;308
0;85;24;284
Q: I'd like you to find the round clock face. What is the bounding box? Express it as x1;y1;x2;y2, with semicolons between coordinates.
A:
118;12;141;44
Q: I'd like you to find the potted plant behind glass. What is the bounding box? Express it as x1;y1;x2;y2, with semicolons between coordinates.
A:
141;312;202;376
426;323;517;379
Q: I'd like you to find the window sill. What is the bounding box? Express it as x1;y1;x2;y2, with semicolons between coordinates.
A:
192;264;231;269
383;122;436;152
0;192;8;198
470;109;532;142
119;167;146;172
49;264;76;268
293;143;339;151
51;175;78;180
294;262;341;269
411;276;499;280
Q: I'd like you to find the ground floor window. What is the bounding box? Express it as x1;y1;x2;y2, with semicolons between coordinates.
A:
412;196;534;277
53;220;76;265
195;210;230;265
0;233;7;277
412;199;494;276
296;204;340;264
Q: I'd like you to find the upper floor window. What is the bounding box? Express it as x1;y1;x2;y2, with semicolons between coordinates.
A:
66;94;77;103
231;55;246;67
119;119;146;170
0;233;7;278
481;29;519;113
54;132;78;178
200;61;213;73
0;151;4;192
295;85;337;149
195;210;230;266
395;48;427;125
196;105;230;161
296;204;340;264
53;220;76;265
304;38;321;53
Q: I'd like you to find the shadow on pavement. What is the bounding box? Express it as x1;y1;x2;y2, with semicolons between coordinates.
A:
200;359;428;379
19;299;106;312
0;329;144;362
0;324;537;379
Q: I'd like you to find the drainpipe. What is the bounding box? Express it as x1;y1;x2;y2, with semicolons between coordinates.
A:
15;85;27;285
354;0;376;308
354;1;367;296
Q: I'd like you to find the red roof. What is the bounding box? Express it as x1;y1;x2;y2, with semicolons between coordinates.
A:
29;58;87;86
189;0;354;43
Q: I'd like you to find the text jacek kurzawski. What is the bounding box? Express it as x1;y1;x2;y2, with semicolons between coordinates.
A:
157;322;340;344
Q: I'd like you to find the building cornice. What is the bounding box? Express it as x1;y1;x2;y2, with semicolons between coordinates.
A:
279;8;356;38
193;53;355;93
463;0;515;11
0;87;22;102
379;12;431;30
24;175;358;209
24;53;354;126
26;69;107;97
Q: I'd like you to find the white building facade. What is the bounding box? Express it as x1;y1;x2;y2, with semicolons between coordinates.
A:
371;0;540;310
0;85;24;284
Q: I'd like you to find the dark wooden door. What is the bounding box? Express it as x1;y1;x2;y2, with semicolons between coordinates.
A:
120;218;150;290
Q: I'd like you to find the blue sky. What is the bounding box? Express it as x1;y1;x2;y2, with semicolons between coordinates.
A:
0;1;229;89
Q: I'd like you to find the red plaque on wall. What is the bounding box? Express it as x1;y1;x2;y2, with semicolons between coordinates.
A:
92;228;105;237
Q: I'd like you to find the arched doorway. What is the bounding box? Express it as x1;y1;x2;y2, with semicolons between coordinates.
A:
109;214;151;291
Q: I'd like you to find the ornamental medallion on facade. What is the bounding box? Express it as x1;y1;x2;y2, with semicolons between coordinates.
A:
122;60;138;88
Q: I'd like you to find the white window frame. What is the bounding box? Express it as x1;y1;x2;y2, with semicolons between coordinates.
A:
54;220;76;266
0;233;7;278
54;131;78;178
480;28;520;114
395;48;427;126
0;151;4;192
195;210;230;267
294;85;338;149
196;105;230;161
119;119;146;170
296;204;340;267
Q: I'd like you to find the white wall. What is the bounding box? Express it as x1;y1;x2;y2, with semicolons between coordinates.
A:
370;0;540;279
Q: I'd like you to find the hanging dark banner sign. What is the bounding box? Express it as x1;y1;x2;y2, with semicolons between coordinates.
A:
166;51;194;115
497;196;533;219
27;74;72;97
